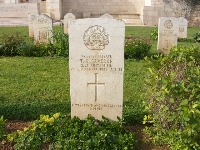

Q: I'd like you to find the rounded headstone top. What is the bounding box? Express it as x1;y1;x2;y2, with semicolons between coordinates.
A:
64;13;76;19
100;13;113;19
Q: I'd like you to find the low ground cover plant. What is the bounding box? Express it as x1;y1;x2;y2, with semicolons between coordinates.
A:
5;113;138;150
0;116;6;140
0;33;25;56
194;32;200;43
177;38;195;42
125;37;152;59
144;46;200;149
150;29;158;41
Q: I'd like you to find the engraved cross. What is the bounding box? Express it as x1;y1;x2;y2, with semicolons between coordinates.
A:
87;73;105;102
165;40;170;48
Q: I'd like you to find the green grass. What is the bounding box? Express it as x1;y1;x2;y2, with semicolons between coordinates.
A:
187;27;200;39
0;26;199;41
126;26;200;39
0;57;70;120
0;26;63;43
0;57;147;121
126;26;156;37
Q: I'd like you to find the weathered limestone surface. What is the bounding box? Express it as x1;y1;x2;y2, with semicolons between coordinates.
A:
46;0;62;20
157;17;179;54
64;13;76;34
178;17;188;38
33;14;53;44
142;0;192;26
69;18;125;121
28;13;39;37
100;13;113;19
0;3;39;18
62;0;145;18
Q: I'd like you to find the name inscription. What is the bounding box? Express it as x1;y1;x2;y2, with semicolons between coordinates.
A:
71;54;123;72
80;54;112;67
161;30;177;36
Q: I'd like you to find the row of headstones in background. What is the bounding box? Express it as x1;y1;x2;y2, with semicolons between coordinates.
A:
157;17;188;54
28;13;53;44
28;13;187;54
28;12;123;121
27;13;189;121
28;12;114;41
63;13;113;34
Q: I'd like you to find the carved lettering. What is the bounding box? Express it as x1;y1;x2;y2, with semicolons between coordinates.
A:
72;103;122;111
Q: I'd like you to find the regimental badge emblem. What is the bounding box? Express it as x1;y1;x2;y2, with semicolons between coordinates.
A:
164;20;173;29
83;25;109;50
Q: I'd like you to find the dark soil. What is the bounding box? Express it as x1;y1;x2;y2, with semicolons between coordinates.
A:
0;121;169;150
0;121;31;150
126;125;169;150
6;120;31;134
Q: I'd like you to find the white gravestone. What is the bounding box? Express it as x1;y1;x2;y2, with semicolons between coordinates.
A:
100;13;113;19
33;14;53;44
178;17;188;39
28;13;39;37
69;18;125;121
157;17;179;54
64;13;76;34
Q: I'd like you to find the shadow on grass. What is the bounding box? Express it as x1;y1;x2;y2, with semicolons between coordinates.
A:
0;97;70;120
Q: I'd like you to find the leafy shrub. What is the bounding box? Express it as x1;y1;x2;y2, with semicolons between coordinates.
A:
150;29;158;41
177;38;195;43
194;32;200;43
144;46;200;149
53;31;69;57
15;39;35;57
0;116;6;140
0;33;25;56
0;31;69;57
6;113;138;150
123;101;146;124
125;37;152;59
